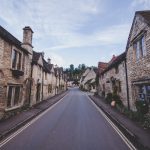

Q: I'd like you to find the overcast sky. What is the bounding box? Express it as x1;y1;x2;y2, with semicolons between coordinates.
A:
0;0;149;68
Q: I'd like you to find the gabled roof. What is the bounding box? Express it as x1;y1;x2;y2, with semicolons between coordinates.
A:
48;64;54;71
43;58;51;73
126;10;150;52
32;51;43;65
32;51;55;73
137;10;150;25
98;62;108;74
100;52;126;75
0;26;29;54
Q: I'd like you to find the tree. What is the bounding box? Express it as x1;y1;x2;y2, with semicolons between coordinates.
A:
70;64;74;72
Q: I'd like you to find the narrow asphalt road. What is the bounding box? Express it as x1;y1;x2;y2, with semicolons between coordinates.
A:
1;88;133;150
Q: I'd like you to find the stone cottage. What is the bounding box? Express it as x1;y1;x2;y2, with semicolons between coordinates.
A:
30;51;45;105
31;52;62;105
80;68;97;92
126;11;150;110
54;66;66;94
98;52;129;108
0;26;33;119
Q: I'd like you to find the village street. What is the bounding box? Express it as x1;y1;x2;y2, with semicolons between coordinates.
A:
0;88;135;150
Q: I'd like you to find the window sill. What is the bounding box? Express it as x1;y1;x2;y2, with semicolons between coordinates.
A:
5;105;22;112
11;69;24;77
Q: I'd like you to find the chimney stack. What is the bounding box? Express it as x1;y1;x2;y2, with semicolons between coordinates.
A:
22;26;33;54
41;51;45;58
47;58;51;64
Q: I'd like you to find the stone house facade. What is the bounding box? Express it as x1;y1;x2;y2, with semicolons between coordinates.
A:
126;11;150;110
31;52;59;105
30;51;44;105
54;67;66;94
98;52;129;108
0;26;66;119
80;68;97;92
0;26;33;119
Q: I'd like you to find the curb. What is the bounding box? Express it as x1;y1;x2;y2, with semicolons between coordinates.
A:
0;91;68;141
89;95;150;150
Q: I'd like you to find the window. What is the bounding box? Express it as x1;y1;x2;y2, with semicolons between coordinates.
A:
136;41;140;59
45;72;47;80
48;84;52;93
115;66;119;74
141;36;146;56
11;49;22;70
102;84;105;91
138;85;150;104
38;67;42;77
117;81;121;92
7;85;22;108
134;35;147;60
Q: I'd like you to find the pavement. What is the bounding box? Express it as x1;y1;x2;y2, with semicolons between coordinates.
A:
0;90;68;141
89;94;150;150
0;88;134;150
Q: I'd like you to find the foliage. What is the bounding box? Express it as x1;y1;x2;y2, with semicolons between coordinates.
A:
105;93;112;104
102;91;105;97
112;94;122;106
65;64;87;82
72;79;79;85
135;100;149;114
94;91;98;96
95;74;99;86
143;114;150;128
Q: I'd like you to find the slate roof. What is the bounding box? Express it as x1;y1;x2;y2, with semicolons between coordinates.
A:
137;10;150;25
0;26;29;54
100;52;126;75
32;51;43;65
43;59;51;73
32;51;54;73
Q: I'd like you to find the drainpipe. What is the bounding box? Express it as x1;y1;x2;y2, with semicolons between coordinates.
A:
125;58;130;110
29;62;33;107
42;69;44;101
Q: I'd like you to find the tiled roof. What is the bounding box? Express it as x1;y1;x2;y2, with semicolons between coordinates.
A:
0;26;29;54
100;52;126;74
98;62;108;73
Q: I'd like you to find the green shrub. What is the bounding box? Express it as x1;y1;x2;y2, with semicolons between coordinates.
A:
105;93;112;104
94;92;98;96
143;114;150;129
112;94;122;106
102;91;105;97
135;100;149;114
